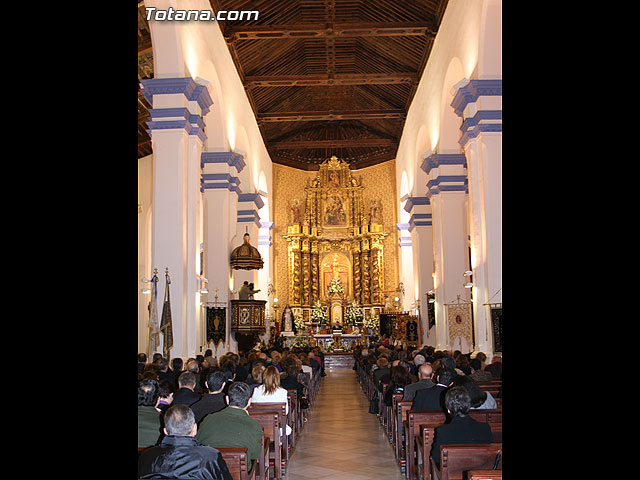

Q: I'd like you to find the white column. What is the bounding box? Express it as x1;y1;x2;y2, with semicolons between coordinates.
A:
452;80;502;355
405;196;434;344
396;223;416;313
421;153;469;351
141;77;213;360
201;151;245;354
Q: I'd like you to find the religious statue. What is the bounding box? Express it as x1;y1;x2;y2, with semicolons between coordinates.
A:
282;305;293;332
291;199;302;224
329;170;340;186
368;199;382;224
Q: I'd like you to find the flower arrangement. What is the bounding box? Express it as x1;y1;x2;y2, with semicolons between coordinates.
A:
293;312;306;332
363;311;380;331
310;301;328;325
327;277;344;295
344;300;364;326
293;334;311;348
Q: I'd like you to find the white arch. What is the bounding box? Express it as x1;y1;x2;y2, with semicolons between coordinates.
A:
478;0;502;79
439;57;466;152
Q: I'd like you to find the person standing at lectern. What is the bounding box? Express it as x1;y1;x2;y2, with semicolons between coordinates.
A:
238;281;260;300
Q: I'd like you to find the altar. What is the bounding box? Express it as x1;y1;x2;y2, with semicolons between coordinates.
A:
314;332;361;351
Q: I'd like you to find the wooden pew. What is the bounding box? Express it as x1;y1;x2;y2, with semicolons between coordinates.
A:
389;393;403;450
404;410;448;480
217;447;256;480
466;469;503;480
248;402;289;464
414;410;502;480
431;444;502;480
394;400;413;473
138;441;269;480
248;410;282;479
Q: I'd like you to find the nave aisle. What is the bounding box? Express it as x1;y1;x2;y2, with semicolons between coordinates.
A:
284;367;404;479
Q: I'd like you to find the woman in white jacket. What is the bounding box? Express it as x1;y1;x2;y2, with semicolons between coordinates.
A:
250;365;292;436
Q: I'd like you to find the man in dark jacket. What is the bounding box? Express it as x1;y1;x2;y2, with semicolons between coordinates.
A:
402;363;435;401
190;370;230;424
411;368;455;412
172;371;202;407
431;386;493;466
196;382;263;464
138;404;232;480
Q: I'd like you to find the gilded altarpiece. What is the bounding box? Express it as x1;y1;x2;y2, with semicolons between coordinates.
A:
282;157;390;321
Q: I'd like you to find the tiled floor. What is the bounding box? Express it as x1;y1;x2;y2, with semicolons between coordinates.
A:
284;366;405;479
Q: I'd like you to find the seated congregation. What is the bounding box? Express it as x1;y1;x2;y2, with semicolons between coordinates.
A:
353;344;502;480
137;346;325;479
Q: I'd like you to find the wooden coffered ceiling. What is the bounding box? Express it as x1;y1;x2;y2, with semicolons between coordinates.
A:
137;0;450;169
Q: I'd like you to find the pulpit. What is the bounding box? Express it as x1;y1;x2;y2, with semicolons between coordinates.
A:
230;300;266;334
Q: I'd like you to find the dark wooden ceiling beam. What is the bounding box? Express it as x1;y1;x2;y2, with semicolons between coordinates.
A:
269;138;397;149
258;109;406;122
225;21;437;40
245;72;418;88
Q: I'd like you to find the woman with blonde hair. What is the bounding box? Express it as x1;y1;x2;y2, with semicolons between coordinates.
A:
250;365;292;436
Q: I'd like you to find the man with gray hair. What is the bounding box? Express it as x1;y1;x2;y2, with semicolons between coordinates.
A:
138;404;232;479
402;362;435;401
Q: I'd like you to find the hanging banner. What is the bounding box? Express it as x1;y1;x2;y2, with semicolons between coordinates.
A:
160;269;173;360
491;307;502;352
206;306;227;347
447;301;473;353
405;315;419;344
147;271;160;358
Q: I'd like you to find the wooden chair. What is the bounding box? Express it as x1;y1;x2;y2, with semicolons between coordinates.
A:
431;444;502;480
248;410;282;479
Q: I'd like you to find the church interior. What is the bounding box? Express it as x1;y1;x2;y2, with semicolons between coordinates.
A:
138;0;501;477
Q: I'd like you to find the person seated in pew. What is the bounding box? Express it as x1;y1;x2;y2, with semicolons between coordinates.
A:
411;368;456;412
155;379;176;415
483;355;502;380
196;382;264;465
172;371;202;407
402;363;435;402
469;355;494;382
383;364;411;406
139;404;233;480
451;375;497;410
138;378;163;448
430;386;494;466
280;355;305;401
251;365;292;437
190;370;231;424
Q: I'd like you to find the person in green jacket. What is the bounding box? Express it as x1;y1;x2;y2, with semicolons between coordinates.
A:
196;381;263;463
138;378;162;448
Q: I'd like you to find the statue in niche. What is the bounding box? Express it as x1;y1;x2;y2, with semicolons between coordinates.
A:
368;199;382;224
291;199;302;224
282;305;293;332
324;195;346;226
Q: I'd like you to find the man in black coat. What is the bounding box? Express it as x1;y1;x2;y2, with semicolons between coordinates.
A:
411;368;456;412
431;386;494;466
190;370;230;424
138;404;232;480
172;371;202;407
